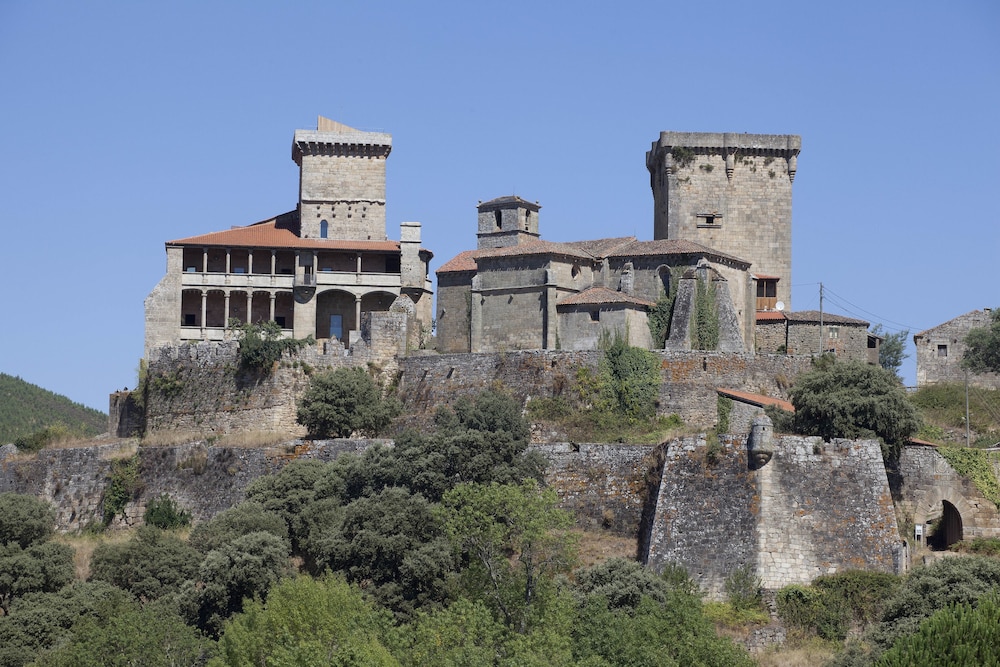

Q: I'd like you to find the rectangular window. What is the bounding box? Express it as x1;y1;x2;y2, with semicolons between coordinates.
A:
590;310;600;322
828;326;839;339
938;344;948;358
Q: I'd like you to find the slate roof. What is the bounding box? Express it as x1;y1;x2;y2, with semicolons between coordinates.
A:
556;287;656;309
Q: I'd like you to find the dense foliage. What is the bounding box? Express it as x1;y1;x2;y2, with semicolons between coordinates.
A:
0;494;73;616
143;494;192;530
296;366;402;438
228;319;313;373
0;373;106;445
784;358;920;461
962;307;1000;375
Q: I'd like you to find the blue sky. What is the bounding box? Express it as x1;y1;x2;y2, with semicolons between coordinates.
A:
1;1;997;412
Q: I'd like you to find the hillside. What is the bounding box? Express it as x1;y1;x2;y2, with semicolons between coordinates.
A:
0;373;107;443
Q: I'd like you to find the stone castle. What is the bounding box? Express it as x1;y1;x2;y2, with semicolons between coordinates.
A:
70;118;997;602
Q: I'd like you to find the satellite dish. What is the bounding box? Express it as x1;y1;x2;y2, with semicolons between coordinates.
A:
775;301;785;312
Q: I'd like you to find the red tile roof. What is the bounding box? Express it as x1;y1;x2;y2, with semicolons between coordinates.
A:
556;287;656;308
756;311;787;322
717;388;794;412
168;213;401;253
436;235;750;275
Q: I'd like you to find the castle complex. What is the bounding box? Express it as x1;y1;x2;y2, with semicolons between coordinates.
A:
434;131;817;357
144;117;433;357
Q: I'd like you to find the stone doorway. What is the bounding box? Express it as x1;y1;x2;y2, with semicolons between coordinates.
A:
928;500;964;550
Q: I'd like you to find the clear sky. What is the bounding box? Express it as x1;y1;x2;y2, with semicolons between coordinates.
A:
1;1;997;412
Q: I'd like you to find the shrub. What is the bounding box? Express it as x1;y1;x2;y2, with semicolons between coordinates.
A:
228;319;312;373
143;494;192;530
724;564;762;612
296;367;401;438
103;455;142;525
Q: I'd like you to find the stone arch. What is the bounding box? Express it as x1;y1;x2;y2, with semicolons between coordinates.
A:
915;489;973;550
316;289;355;342
361;290;397;314
656;264;672;297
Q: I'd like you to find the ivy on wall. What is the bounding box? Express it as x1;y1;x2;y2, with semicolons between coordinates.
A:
693;277;719;351
937;447;1000;509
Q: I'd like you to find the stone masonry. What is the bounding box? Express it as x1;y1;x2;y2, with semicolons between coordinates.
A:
913;308;1000;389
647;132;800;310
643;434;902;598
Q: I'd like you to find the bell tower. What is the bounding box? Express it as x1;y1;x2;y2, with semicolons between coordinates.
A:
476;195;541;250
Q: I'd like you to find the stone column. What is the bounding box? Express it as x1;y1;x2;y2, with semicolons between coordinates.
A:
224;292;230;326
226;249;231;274
270;250;276;275
356;254;362;273
246;292;252;323
355;295;362;335
248;250;254;275
202;248;208;273
200;289;207;331
269;292;276;322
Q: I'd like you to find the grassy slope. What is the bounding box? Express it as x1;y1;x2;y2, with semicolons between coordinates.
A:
911;383;1000;447
0;372;107;443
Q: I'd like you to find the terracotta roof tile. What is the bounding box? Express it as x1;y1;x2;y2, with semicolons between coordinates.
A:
784;310;869;326
717;388;794;412
556;287;655;308
756;311;787;322
167;213;401;253
436;249;480;273
606;239;750;266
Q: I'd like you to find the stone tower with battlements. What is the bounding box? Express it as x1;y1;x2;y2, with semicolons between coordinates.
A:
293;116;392;241
476;195;541;250
647;132;800;310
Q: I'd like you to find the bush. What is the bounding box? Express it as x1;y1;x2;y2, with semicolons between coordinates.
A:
296;367;401;438
724;564;762;612
0;493;57;549
143;494;191;530
229;320;312;373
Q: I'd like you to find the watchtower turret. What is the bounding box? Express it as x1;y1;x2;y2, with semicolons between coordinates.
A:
476;196;541;250
292;116;392;241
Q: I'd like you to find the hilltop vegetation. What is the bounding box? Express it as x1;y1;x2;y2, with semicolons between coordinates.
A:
910;382;1000;447
0;373;106;444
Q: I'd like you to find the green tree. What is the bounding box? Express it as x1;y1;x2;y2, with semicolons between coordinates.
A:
788;359;920;461
212;574;398;667
36;598;214;667
183;531;291;636
871;324;909;378
439;480;577;634
0;494;57;549
188;501;289;555
393;597;507;667
88;526;201;601
962;307;1000;374
0;581;129;667
296;367;401;438
0;541;74;615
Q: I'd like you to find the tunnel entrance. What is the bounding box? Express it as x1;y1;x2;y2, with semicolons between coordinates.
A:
928;500;964;550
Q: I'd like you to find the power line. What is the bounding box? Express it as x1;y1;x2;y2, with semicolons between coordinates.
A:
818;285;923;332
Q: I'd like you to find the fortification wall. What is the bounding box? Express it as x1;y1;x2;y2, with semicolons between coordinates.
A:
397;351;812;429
644;435;902;598
894;444;1000;541
0;440;654;537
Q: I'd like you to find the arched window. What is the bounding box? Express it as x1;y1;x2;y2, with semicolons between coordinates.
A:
320;220;329;239
657;265;671;296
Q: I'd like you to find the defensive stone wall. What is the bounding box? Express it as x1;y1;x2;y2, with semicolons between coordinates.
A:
644;434;902;598
0;440;655;537
397;350;813;429
894;444;1000;543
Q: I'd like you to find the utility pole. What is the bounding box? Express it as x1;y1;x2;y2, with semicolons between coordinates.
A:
818;282;824;355
966;369;971;447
